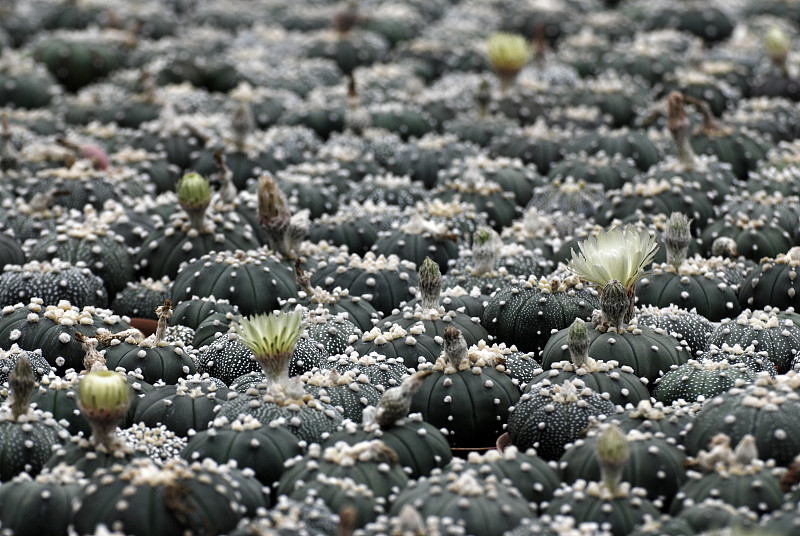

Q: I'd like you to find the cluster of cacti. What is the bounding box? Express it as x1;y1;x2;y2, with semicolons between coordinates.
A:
8;0;800;533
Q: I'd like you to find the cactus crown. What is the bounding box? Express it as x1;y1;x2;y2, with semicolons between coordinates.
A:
9;356;34;421
418;257;442;310
664;212;693;269
231;101;253;149
234;311;303;385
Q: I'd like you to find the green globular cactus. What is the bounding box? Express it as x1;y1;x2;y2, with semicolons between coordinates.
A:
389;462;535;536
0;357;69;481
507;378;616;461
0;465;87;536
278;440;408;528
219;311;343;444
409;326;520;448
528;317;650;407
176;171;211;231
182;414;302;505
71;457;246;535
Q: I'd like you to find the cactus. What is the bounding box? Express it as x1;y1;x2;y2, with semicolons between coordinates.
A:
570;225;659;325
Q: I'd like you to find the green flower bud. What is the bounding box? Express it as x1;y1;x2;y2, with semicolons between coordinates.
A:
79;370;132;446
176;172;211;209
79;370;132;417
765;27;789;68
176;172;211;230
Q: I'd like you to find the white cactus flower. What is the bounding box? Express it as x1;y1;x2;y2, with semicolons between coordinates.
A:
569;226;659;290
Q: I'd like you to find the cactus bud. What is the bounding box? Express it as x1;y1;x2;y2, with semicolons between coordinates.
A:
231;102;253;150
177;172;211;230
472;227;498;275
667;91;696;169
257;173;294;258
442;326;469;369
711;236;738;258
765;27;789;71
600;279;629;330
597;424;628;494
9;356;35;421
567;318;591;368
79;370;132;447
476;79;491;117
487;32;531;92
418;257;442;310
664;212;693;269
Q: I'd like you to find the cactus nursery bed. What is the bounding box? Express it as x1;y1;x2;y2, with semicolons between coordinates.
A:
3;0;800;534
